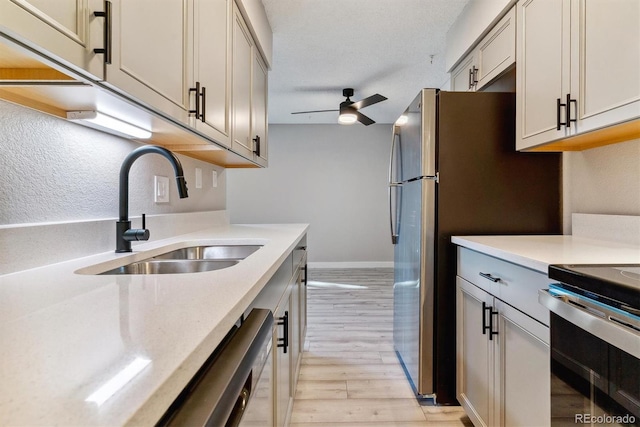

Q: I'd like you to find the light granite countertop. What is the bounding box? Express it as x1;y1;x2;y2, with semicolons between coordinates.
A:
0;222;308;426
452;235;640;273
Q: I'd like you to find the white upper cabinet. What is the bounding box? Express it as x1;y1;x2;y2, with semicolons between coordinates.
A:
232;5;254;160
450;7;515;93
232;2;269;165
515;0;570;148
192;0;232;147
104;0;191;124
571;0;640;134
451;55;477;92
252;52;268;166
0;0;104;79
516;0;640;151
474;7;515;90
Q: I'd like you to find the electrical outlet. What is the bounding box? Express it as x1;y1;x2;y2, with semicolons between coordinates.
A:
195;168;203;189
212;170;218;188
154;175;170;203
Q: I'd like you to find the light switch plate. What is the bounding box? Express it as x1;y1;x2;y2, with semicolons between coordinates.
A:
154;175;170;203
212;171;218;188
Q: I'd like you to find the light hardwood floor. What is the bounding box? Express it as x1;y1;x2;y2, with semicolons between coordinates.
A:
290;268;472;427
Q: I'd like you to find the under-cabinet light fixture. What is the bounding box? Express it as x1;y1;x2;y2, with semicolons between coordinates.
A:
67;111;152;139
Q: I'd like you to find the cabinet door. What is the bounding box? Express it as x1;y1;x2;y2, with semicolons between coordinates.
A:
450;54;476;92
274;298;291;427
494;300;550;427
571;0;640;133
516;0;571;150
251;51;268;165
0;0;104;79
298;265;307;351
231;5;254;159
475;7;515;90
193;0;231;146
104;0;190;123
456;277;493;427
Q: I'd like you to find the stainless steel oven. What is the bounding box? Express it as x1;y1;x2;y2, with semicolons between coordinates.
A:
540;264;640;427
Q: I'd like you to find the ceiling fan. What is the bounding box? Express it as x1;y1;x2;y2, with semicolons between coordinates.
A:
291;88;387;126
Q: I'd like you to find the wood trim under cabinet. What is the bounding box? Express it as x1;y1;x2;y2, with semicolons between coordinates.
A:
524;118;640;151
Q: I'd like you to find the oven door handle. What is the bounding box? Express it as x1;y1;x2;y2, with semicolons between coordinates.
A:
539;289;640;358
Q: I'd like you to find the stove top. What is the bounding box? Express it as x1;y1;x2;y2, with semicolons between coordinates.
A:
548;264;640;310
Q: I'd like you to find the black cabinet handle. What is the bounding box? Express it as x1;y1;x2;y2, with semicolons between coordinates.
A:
482;302;491;335
253;135;261;157
471;66;478;88
277;311;289;353
479;272;500;283
556;97;567;130
200;86;206;122
93;0;112;64
189;82;201;119
302;264;307;287
468;68;473;90
488;306;499;341
566;93;577;129
482;302;499;340
189;82;206;121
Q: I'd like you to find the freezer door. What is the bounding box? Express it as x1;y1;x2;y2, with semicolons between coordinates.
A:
393;177;436;396
397;89;437;181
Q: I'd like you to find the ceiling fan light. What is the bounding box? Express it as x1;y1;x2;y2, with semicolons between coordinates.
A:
338;112;357;125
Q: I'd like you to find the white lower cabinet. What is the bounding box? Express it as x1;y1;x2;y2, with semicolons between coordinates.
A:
456;247;550;427
274;294;292;427
249;238;307;427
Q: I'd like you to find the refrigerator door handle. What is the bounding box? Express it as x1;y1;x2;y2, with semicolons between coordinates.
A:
389;128;401;244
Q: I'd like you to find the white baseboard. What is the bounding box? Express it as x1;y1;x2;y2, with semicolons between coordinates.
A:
308;261;394;269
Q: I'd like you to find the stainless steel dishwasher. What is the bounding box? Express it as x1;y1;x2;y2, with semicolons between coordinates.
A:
157;308;274;427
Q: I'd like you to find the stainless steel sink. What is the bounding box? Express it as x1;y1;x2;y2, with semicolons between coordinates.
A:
100;259;239;275
151;245;262;261
97;245;262;275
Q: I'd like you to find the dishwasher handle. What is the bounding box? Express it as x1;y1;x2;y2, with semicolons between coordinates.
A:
159;308;274;427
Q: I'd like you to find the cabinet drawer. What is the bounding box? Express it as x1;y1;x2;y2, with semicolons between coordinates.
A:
457;247;550;326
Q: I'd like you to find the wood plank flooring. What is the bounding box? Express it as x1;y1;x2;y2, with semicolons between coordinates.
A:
290;268;472;427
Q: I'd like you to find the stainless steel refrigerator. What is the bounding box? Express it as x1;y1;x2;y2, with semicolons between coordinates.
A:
389;89;561;404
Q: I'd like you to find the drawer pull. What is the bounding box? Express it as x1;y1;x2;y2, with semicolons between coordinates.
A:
479;272;500;283
277;311;289;353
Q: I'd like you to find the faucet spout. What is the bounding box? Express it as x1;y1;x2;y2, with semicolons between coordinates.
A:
116;145;189;253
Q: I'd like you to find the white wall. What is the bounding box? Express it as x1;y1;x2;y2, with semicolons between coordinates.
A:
227;124;394;266
563;138;640;233
0;100;226;226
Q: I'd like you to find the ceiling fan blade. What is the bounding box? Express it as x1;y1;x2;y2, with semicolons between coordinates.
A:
355;111;375;126
291;109;338;115
351;94;387;110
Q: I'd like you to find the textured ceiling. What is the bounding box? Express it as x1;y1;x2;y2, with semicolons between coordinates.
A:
262;0;470;125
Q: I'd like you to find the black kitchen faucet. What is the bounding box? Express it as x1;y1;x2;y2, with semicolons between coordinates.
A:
116;145;188;253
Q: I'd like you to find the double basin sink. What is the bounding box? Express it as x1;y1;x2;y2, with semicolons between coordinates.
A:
100;245;262;275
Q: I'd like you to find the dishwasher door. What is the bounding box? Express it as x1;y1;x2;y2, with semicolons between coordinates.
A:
158;308;274;427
